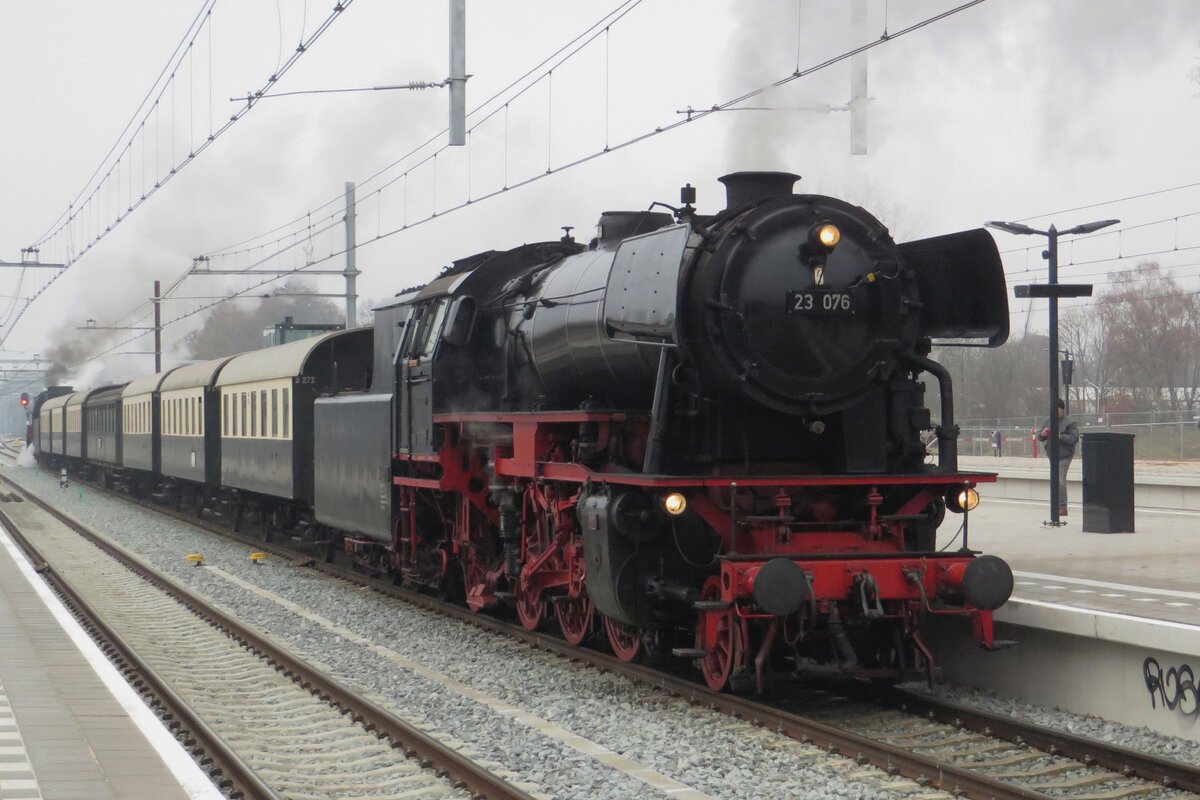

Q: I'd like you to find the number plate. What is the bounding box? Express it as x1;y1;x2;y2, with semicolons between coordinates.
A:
786;290;856;315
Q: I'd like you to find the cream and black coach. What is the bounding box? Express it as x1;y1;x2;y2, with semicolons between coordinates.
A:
160;356;237;489
83;384;127;483
121;368;180;477
214;328;372;507
38;391;71;464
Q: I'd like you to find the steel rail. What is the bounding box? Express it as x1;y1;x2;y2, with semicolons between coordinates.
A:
0;475;536;800
30;476;1043;800
13;461;1200;799
0;505;283;800
883;688;1198;795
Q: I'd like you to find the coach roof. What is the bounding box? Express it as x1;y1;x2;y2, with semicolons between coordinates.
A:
161;355;238;392
215;327;365;387
66;385;125;408
41;392;74;412
122;367;182;399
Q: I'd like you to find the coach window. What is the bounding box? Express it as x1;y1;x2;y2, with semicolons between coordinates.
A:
259;391;266;438
250;391;257;437
271;389;278;437
282;388;290;438
241;392;247;437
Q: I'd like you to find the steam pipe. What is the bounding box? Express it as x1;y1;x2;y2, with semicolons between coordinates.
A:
642;348;673;473
905;351;957;472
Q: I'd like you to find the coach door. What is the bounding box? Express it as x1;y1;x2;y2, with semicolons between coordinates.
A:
397;299;447;455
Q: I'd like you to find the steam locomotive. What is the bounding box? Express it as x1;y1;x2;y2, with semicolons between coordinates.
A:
36;171;1014;692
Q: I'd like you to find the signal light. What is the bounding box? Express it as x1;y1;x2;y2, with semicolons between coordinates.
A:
19;392;28;408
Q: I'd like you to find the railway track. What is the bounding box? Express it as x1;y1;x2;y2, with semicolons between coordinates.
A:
4;462;1200;800
0;475;538;800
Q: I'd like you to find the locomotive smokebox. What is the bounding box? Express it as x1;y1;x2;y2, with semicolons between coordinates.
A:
718;171;800;209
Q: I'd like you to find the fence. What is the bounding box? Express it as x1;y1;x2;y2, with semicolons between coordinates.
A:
958;422;1200;460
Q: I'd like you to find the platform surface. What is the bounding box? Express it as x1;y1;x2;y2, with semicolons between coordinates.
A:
0;524;221;800
943;459;1200;628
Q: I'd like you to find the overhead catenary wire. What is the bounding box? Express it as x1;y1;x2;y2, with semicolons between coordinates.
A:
2;0;356;348
49;0;989;377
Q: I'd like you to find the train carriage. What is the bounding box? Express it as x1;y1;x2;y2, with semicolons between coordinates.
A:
63;391;86;460
122;369;180;475
64;386;124;463
38;392;72;462
214;328;372;503
158;357;236;486
82;385;127;474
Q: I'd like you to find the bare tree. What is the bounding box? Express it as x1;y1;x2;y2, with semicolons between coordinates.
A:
1060;303;1117;416
1105;262;1194;411
184;280;343;359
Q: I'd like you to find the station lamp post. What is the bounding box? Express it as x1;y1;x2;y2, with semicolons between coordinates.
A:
985;217;1119;526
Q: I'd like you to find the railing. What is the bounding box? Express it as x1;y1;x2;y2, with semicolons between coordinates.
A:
956;421;1200;460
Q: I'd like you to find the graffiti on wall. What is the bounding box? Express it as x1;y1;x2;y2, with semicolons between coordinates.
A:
1143;657;1198;716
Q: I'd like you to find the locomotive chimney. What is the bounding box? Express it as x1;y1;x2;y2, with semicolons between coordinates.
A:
718;171;800;210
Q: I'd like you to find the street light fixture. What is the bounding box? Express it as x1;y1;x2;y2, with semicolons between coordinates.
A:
985;217;1120;526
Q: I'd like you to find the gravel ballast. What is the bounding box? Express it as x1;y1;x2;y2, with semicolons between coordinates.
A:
8;460;1195;797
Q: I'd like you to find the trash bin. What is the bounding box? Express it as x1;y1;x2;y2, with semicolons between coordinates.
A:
1081;432;1135;533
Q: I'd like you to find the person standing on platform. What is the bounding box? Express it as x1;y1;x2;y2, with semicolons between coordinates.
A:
1038;399;1079;516
990;430;1002;457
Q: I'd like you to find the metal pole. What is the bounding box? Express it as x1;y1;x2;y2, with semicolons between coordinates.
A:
849;0;868;155
448;0;466;146
1047;226;1061;524
344;182;357;327
153;280;162;373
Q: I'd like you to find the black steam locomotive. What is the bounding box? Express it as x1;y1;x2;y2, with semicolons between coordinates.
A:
37;171;1014;692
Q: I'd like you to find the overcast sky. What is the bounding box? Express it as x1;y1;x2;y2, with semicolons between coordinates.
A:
2;0;1198;385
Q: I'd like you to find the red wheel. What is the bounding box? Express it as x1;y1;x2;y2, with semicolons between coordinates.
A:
557;595;593;645
516;580;546;631
604;615;641;662
697;576;742;691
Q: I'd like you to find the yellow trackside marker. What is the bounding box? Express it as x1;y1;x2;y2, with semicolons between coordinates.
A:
248;552;267;565
185;553;205;567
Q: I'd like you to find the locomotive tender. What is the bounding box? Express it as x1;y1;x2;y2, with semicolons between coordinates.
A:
36;171;1014;692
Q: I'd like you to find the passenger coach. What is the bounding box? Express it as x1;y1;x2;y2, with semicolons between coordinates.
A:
39;392;71;464
122;369;177;474
214;328;372;506
158;356;236;495
83;384;127;484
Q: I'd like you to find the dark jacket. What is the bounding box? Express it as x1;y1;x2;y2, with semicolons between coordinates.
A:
1039;414;1079;458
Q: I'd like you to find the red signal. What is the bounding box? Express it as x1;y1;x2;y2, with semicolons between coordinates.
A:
19;392;28;408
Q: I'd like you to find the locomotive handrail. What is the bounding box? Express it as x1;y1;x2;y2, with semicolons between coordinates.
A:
905;350;958;471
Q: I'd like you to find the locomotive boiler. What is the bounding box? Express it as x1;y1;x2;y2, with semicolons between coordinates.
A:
312;170;1015;691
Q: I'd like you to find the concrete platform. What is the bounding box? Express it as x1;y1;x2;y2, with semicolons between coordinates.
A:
959;454;1200;511
0;524;222;800
933;485;1200;742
